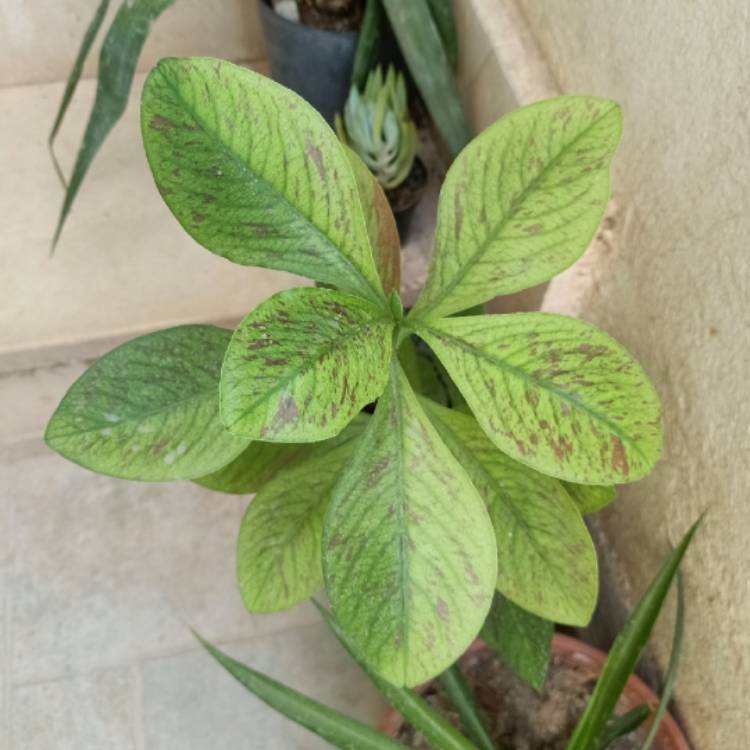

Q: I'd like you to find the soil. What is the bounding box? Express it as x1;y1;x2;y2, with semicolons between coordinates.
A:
397;649;641;750
296;0;364;31
385;157;428;214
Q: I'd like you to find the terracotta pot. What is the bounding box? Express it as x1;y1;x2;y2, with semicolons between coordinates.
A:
381;635;691;750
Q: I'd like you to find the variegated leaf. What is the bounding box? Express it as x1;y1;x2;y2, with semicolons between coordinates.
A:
142;57;384;305
564;482;616;514
410;96;621;319
415;313;662;483
221;287;392;442
237;416;368;612
422;400;598;624
45;326;248;480
323;364;496;686
345;146;401;296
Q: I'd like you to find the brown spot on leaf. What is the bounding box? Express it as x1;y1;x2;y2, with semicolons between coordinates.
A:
264;357;288;366
436;598;449;621
149;115;176;132
305;133;326;180
192;211;206;224
611;435;630;477
524;223;543;235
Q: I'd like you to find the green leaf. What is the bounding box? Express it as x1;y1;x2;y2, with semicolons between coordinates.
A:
323;363;497;687
237;417;368;613
381;0;471;156
425;0;459;70
194;441;310;495
351;0;385;90
599;706;651;749
49;0;111;187
481;592;553;690
422;400;598;624
640;573;685;750
565;519;701;750
438;665;495;750
220;287;392;442
141;57;384;305
564;482;617;515
316;602;482;750
196;634;410;750
45;326;248;481
344;146;401;296
415;313;663;484
52;0;177;249
410;96;621;319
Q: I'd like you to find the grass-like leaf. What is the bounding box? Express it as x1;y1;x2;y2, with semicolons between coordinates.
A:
45;325;247;480
422;399;598;625
481;593;553;690
599;705;651;749
415;313;662;484
236;417;368;613
381;0;470;156
52;0;177;250
220;287;393;442
565;519;700;750
323;362;497;687
439;664;495;750
316;601;482;750
196;634;409;750
410;97;621;319
49;0;111;187
141;57;384;304
640;573;686;750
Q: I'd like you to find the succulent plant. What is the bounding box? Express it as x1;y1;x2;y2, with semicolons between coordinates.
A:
336;65;417;190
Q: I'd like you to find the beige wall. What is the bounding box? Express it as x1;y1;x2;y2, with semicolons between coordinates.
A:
514;1;750;747
0;0;266;87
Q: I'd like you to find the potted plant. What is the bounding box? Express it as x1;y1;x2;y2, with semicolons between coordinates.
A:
336;65;427;235
46;56;694;747
49;0;469;247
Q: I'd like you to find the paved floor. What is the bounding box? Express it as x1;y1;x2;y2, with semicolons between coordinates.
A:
0;442;385;749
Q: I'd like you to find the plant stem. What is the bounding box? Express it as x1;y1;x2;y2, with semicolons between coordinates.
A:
438;664;497;750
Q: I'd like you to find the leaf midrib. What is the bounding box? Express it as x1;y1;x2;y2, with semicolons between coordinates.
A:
418;322;648;463
156;65;382;306
416;103;615;318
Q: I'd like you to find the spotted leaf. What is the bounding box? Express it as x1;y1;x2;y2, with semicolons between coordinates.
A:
415;313;662;484
410;96;621;319
45;326;248;480
323;363;496;687
345;146;401;296
141;57;384;305
237;416;368;613
221;287;392;442
423;400;598;624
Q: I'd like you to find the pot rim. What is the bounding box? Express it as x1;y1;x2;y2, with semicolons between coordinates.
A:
379;634;691;750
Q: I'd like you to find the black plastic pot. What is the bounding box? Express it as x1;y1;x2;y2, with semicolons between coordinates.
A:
258;0;358;124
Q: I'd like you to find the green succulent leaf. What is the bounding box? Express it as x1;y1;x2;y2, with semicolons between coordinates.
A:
481;592;554;690
410;96;622;319
564;482;617;515
194;441;310;495
422;400;598;624
415;313;662;484
196;635;410;750
344;146;401;296
141;57;384;305
52;0;177;249
237;417;368;613
323;363;497;687
220;287;393;442
45;326;248;481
